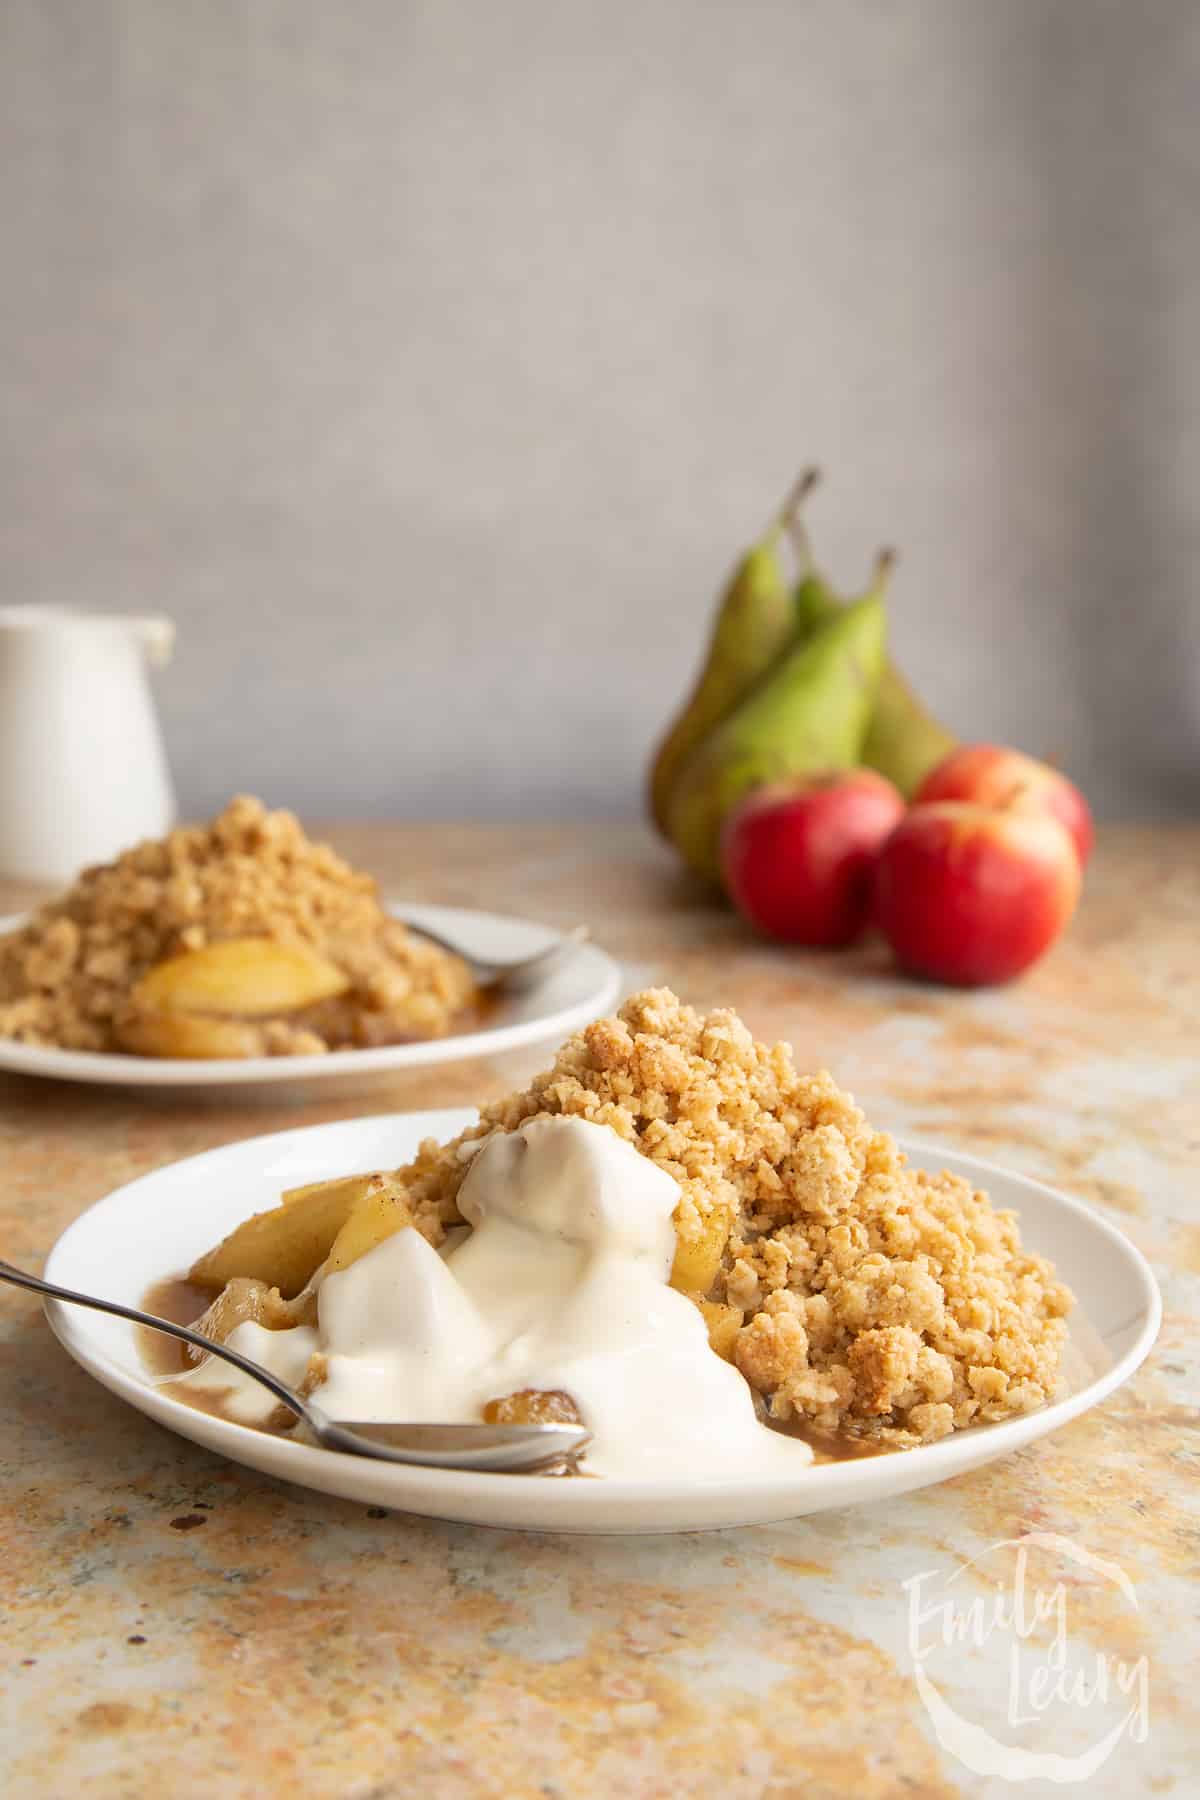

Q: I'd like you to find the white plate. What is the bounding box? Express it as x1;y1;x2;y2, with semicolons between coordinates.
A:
41;1111;1160;1533
0;905;620;1098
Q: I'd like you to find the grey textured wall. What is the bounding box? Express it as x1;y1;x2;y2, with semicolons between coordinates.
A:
2;1;1198;822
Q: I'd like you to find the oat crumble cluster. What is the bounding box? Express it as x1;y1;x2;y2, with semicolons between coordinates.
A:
395;987;1073;1444
0;796;476;1055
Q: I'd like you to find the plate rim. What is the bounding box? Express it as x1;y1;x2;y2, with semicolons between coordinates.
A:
39;1113;1162;1525
0;905;622;1086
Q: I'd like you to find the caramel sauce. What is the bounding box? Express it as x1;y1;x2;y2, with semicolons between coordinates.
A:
761;1410;899;1464
137;1275;262;1424
139;1276;213;1377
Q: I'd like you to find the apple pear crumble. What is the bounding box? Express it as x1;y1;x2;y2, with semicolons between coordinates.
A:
388;988;1073;1444
0;795;476;1056
177;987;1072;1450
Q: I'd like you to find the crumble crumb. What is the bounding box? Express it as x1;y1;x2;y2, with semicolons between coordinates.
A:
0;796;475;1055
391;987;1073;1444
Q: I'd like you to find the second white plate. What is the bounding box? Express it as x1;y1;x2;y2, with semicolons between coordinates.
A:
0;904;621;1098
41;1110;1160;1533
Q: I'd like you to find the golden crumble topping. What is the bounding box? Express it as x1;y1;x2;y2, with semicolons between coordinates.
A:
0;796;476;1055
394;987;1073;1444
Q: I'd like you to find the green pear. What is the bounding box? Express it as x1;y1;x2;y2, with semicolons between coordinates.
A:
796;552;956;799
647;473;819;839
666;592;887;883
865;661;957;798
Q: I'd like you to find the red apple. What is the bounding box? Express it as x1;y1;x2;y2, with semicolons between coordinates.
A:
874;801;1081;985
917;744;1093;868
721;771;906;946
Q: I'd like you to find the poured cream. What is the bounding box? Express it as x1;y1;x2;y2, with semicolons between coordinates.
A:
174;1115;813;1480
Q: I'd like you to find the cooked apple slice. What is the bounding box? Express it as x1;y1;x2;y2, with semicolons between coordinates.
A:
669;1204;733;1297
114;1010;264;1059
280;1171;383;1208
133;937;350;1019
186;1276;318;1363
190;1275;275;1350
325;1175;414;1274
189;1175;377;1296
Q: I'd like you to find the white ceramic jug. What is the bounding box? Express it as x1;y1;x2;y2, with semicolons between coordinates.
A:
0;607;177;882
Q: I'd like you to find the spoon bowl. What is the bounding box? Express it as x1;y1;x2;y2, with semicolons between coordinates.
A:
409;921;590;991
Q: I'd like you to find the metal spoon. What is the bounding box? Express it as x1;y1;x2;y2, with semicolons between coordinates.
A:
403;920;589;991
0;1259;590;1473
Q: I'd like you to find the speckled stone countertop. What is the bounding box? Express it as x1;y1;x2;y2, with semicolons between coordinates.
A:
1;824;1196;1799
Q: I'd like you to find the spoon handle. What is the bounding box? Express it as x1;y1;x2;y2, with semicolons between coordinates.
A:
0;1257;307;1422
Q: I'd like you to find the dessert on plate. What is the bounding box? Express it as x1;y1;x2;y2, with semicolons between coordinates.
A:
165;989;1074;1477
0;796;477;1057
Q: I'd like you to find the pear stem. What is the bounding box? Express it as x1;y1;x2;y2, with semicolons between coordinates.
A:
779;466;821;570
781;466;821;524
872;547;898;590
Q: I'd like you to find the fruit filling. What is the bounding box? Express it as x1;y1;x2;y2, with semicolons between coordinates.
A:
481;1390;584;1427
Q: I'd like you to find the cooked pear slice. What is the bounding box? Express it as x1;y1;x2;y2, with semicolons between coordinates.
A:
133;937;350;1019
669;1205;733;1297
114;1010;264;1059
325;1175;414;1274
189;1174;377;1296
